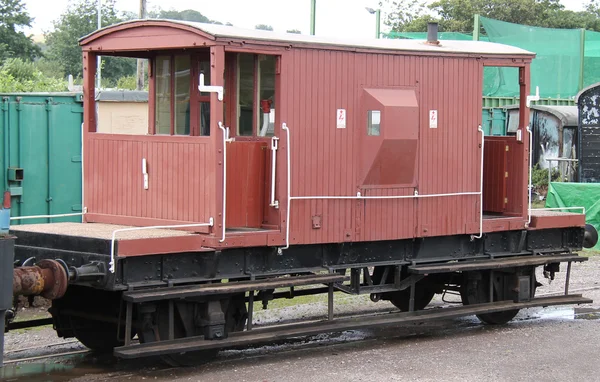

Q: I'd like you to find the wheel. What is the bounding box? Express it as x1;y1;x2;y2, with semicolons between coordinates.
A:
461;270;535;325
138;294;248;367
388;286;436;312
50;286;131;352
70;318;127;352
372;266;436;312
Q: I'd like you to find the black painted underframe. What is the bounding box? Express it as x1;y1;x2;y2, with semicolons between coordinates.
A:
11;227;584;292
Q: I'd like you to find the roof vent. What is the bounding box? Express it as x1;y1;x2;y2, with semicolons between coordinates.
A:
427;22;440;45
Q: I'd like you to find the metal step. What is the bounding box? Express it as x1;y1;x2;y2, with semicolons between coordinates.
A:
123;273;346;303
408;254;586;275
114;294;592;359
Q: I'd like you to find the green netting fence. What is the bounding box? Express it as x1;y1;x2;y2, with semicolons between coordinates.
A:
545;182;600;250
383;17;600;99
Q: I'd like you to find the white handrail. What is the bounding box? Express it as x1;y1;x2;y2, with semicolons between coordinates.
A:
269;136;279;208
198;73;223;101
10;212;85;221
109;218;214;273
526;125;533;226
471;126;485;240
280;123;291;253
218;122;230;243
278;123;485;253
531;207;586;214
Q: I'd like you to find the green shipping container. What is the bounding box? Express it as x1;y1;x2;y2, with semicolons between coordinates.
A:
0;93;83;224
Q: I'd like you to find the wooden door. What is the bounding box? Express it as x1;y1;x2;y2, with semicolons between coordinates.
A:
225;141;268;228
483;139;508;213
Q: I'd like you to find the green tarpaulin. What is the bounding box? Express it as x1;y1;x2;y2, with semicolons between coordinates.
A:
545;182;600;250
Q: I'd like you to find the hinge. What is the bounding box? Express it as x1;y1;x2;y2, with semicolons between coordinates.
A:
505;171;509;178
504;197;508;204
505;145;509;152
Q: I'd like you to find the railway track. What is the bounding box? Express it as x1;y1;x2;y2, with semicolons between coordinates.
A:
4;284;599;367
3;349;91;365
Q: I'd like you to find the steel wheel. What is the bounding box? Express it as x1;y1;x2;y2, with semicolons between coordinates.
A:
139;294;247;367
51;286;131;352
461;271;525;325
372;266;436;311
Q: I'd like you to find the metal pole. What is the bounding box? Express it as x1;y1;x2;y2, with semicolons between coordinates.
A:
579;28;586;92
136;0;147;90
96;0;102;90
310;0;316;35
375;9;381;39
473;14;480;41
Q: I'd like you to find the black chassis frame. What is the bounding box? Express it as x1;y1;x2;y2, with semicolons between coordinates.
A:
11;226;585;292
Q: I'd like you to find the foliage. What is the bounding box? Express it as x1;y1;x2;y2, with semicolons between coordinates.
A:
255;24;274;31
383;0;600;32
0;58;67;92
531;164;560;196
152;9;211;23
33;58;65;79
286;29;302;34
45;0;136;82
116;75;137;90
0;0;41;63
148;8;229;25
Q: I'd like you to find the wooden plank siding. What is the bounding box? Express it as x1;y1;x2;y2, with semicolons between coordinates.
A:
84;134;215;231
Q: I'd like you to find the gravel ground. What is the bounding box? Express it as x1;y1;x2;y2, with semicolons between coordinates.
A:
2;255;599;381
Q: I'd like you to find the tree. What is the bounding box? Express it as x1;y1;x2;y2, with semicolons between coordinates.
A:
383;0;600;32
286;29;302;34
0;0;41;63
255;24;274;31
148;8;230;24
45;0;135;82
151;9;211;23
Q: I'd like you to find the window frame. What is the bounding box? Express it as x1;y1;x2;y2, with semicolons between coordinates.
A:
150;53;210;137
231;53;279;139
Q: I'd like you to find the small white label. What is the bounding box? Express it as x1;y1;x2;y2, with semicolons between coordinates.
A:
336;109;346;129
429;110;438;129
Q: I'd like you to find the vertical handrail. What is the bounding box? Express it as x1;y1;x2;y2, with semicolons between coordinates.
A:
2;98;9;190
269;136;279;208
526;125;533;226
81;122;85;218
471;126;485;240
218;122;229;243
280;123;291;252
46;99;53;221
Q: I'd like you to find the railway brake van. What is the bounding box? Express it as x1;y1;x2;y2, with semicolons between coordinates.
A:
8;20;597;365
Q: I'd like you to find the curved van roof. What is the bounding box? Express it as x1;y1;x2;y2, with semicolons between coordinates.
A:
80;19;535;58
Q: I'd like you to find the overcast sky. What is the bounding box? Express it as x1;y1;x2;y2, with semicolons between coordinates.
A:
22;0;589;38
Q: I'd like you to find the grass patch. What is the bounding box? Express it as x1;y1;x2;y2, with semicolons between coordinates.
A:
579;248;600;257
531;200;546;209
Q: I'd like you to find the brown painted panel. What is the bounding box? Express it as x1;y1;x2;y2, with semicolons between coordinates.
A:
81;30;530;248
363;140;418;186
82;23;215;51
361;188;416;241
504;137;526;216
84;134;215;227
225;141;267;228
415;57;482;238
280;51;489;244
529;211;585;230
483;138;507;212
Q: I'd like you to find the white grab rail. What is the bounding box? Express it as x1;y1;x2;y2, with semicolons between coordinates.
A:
278;123;485;253
10;212;85;221
526;125;533;226
269;136;279;208
218;122;231;243
109;218;214;273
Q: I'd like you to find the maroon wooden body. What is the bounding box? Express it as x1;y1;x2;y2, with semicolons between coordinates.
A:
79;20;577;254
